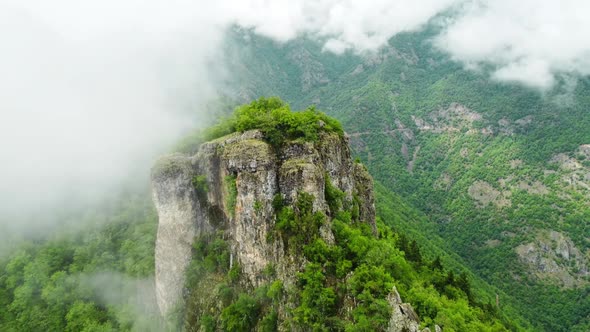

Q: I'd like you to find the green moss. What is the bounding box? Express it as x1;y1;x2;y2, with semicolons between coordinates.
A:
262;263;276;278
272;194;285;211
221;294;261;332
267;280;283;301
254;200;263;214
325;174;345;216
228;263;241;284
275;192;325;253
225;175;237;217
192;175;209;196
351;194;361;222
280;158;314;174
223;139;273;161
260;310;278;332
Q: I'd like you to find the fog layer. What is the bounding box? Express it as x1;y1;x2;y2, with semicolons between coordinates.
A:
1;0;588;235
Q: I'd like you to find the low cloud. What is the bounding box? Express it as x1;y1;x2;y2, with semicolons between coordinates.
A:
0;0;226;229
434;0;590;89
226;0;590;89
225;0;460;53
2;0;588;237
1;0;462;233
79;272;162;331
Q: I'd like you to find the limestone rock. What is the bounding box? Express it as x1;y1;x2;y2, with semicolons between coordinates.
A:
152;154;211;316
387;286;433;332
151;130;377;316
515;230;589;288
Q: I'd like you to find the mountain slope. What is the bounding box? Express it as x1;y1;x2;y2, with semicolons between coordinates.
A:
226;29;590;331
154;99;523;331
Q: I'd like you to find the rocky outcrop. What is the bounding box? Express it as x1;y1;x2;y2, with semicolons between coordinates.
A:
516;230;589;288
550;146;590;197
151;130;376;316
412;103;482;134
467;180;512;209
288;46;330;92
152;155;212;316
387;287;439;332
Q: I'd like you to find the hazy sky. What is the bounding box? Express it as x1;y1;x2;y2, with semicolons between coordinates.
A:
434;0;590;89
1;0;588;234
0;0;225;227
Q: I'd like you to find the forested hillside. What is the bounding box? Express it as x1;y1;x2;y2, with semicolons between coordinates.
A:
3;1;589;331
225;28;590;331
0;100;530;331
0;191;163;331
2;19;589;332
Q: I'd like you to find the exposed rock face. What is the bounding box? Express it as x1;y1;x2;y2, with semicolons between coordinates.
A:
387;287;436;332
152;155;212;316
412;103;482;133
515;230;589;288
550;146;590;198
151;130;376;316
467;180;512;209
288;46;330;92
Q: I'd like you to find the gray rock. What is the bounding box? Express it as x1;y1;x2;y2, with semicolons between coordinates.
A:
152;154;204;316
151;130;377;317
151;129;442;330
387;286;434;332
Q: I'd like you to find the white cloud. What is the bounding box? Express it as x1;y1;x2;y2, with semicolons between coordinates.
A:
225;0;460;53
226;0;590;88
0;0;464;231
0;0;226;227
434;0;590;89
2;0;590;236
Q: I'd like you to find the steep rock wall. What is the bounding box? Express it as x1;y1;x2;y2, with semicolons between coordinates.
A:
151;129;430;331
152;130;375;316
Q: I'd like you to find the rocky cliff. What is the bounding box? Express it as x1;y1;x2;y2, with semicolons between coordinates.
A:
152;128;432;331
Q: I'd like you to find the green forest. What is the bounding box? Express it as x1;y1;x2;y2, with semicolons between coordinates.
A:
223;27;590;331
1;101;529;331
0;193;162;331
182;191;517;331
176;100;525;331
2;10;590;332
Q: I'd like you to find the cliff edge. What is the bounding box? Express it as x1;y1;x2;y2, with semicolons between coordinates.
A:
150;98;439;331
152;129;375;315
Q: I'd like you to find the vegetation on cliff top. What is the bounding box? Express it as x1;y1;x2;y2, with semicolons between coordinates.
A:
200;96;343;148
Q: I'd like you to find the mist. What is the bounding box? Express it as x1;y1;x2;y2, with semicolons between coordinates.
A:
79;272;163;331
434;0;590;89
0;1;227;235
2;0;589;239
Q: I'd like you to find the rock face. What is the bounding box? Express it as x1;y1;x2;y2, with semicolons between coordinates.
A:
467;180;512;209
152;155;210;316
387;286;437;332
515;230;589;288
412;103;482;134
151;130;376;316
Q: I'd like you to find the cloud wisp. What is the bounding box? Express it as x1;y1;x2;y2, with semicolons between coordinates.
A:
0;0;226;230
1;0;462;234
222;0;461;53
434;0;590;89
224;0;590;90
1;0;589;238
